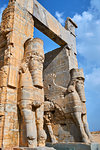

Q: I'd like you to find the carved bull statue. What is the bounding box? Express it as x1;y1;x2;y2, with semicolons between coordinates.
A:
18;38;47;148
44;69;93;143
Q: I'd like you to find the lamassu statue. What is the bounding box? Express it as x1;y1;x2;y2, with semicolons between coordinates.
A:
67;68;93;143
43;69;93;144
18;38;47;148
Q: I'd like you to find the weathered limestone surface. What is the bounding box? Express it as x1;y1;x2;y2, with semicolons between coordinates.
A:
0;0;34;148
0;0;95;149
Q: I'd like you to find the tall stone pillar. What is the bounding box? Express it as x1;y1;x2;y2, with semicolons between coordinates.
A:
0;0;34;148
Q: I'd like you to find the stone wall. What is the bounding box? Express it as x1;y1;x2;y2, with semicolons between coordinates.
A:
0;0;34;147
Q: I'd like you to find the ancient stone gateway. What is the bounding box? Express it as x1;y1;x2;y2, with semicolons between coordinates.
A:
0;0;98;149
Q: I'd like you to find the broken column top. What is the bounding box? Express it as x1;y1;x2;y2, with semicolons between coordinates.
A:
65;17;78;36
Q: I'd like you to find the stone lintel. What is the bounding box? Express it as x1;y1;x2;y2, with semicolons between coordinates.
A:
32;0;77;54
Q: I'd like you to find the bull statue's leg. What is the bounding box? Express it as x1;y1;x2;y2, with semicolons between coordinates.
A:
19;101;37;148
71;112;90;143
44;111;57;144
83;114;94;142
36;104;47;147
46;123;57;144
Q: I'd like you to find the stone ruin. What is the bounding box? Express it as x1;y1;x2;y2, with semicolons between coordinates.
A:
0;0;98;149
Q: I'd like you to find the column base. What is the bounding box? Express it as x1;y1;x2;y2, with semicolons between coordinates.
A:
46;142;100;150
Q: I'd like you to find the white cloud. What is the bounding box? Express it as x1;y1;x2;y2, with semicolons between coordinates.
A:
55;11;65;25
85;68;100;91
0;5;6;23
90;0;100;13
73;1;100;66
85;32;94;37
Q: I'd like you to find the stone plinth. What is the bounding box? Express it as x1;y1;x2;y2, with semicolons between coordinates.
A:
13;147;56;150
1;143;100;150
46;143;100;150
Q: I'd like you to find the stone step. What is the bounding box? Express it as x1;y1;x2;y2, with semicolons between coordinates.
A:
46;143;100;150
13;147;56;150
1;143;100;150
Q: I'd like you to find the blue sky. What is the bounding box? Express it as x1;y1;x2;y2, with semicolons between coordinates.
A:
0;0;100;132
